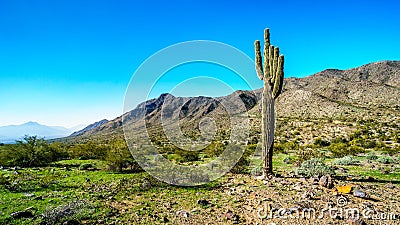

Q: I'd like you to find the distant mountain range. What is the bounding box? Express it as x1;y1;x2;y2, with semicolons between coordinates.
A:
63;60;400;144
0;122;85;143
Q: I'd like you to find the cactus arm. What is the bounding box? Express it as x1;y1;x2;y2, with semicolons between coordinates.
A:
254;40;264;80
268;45;274;84
263;29;270;80
272;55;284;99
272;47;279;83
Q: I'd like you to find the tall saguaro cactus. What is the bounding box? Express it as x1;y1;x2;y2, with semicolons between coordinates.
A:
254;28;284;178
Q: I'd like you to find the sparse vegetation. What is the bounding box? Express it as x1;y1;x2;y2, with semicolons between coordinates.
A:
68;142;108;160
1;135;400;224
296;158;335;177
377;155;396;164
333;156;359;165
40;200;94;224
0;60;400;224
365;152;378;160
295;146;325;165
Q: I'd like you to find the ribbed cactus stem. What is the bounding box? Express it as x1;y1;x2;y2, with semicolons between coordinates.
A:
272;55;284;98
272;47;279;82
254;40;264;80
264;28;270;44
254;28;285;178
263;29;270;76
269;45;274;82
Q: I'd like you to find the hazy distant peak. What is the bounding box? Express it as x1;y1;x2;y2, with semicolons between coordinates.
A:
0;121;73;143
23;121;40;126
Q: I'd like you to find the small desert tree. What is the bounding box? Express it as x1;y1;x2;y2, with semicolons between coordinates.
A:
0;136;62;167
254;28;284;178
106;139;139;172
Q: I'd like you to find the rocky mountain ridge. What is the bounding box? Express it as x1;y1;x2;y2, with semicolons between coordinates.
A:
66;60;400;143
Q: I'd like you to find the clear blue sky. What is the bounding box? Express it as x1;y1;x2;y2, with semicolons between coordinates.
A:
1;0;399;127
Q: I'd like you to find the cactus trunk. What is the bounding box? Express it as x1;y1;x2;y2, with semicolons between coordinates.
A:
254;28;284;178
261;83;275;175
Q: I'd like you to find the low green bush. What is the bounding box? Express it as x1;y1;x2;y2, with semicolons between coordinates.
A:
69;142;108;160
377;156;395;164
250;166;263;176
40;200;95;224
175;148;200;162
296;158;334;177
329;143;365;158
314;137;330;147
333;156;358;165
229;144;250;174
382;145;400;156
204;141;225;158
365;152;378;160
79;163;93;170
283;157;292;164
105;139;141;172
295;147;324;165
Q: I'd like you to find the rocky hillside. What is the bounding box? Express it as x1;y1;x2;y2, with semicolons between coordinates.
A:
64;61;400;144
274;60;400;119
69;119;109;137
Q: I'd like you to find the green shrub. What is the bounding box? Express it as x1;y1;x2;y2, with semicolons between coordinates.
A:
68;142;108;160
205;144;250;174
331;136;348;144
246;143;258;154
295;147;324;165
79;163;93;170
373;142;389;152
377;156;395;164
40;200;94;224
175;148;200;163
333;156;358;165
204;141;225;158
0;174;9;186
283;141;300;152
314;138;330;147
382;145;400;156
250;166;263;176
349;130;363;140
296;158;334;177
273;143;286;154
365;152;378;160
395;135;400;144
363;140;377;149
329;143;349;157
105;139;141;172
229;144;250;174
0;136;65;167
329;143;365;158
283;157;292;164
